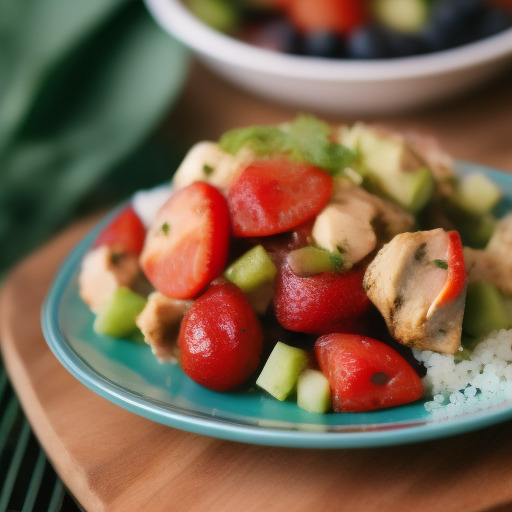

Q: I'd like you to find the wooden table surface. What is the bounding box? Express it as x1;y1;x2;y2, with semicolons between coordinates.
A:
2;60;512;512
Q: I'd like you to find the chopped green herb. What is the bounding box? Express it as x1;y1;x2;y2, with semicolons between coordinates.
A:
203;164;214;176
219;125;286;156
162;222;170;234
414;243;427;261
285;114;357;175
329;252;345;273
434;259;448;270
217;114;357;175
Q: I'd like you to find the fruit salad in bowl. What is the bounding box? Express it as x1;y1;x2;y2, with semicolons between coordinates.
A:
77;115;512;418
186;0;512;60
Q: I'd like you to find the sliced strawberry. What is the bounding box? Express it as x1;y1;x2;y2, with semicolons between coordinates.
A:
315;334;424;413
274;262;373;335
287;0;368;36
433;230;466;307
178;281;264;391
228;158;333;238
140;182;230;299
93;205;146;256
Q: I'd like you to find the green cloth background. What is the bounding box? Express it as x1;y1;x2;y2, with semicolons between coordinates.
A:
0;0;190;279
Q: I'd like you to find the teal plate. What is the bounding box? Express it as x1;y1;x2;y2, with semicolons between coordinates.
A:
42;162;512;448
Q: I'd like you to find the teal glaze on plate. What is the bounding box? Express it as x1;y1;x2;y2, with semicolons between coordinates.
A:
42;162;512;448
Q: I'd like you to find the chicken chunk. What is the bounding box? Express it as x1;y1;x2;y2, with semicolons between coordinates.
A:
171;141;256;193
136;292;193;362
332;178;415;242
405;132;456;185
364;229;467;354
78;246;141;314
312;198;377;267
312;179;415;267
464;213;512;296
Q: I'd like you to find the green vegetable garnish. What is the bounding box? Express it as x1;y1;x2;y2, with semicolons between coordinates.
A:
434;259;448;270
203;164;214;176
219;125;286;156
329;252;345;273
162;222;170;234
218;114;357;176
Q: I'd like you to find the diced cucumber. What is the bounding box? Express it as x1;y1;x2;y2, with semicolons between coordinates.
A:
463;282;512;338
224;245;276;293
297;369;332;414
373;0;429;33
452;172;502;216
287;246;335;276
356;128;434;214
187;0;239;33
256;342;310;401
94;287;148;338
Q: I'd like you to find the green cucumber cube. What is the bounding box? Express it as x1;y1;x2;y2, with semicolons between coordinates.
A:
453;172;502;216
224;244;276;293
356;128;434;214
287;246;334;276
256;342;310;401
463;282;512;338
297;369;332;414
94;287;147;338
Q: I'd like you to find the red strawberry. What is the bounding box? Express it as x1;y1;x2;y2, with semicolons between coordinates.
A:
178;281;264;391
274;262;372;334
315;334;424;413
94;205;146;256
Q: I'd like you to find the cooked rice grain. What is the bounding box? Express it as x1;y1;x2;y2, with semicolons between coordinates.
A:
413;329;512;419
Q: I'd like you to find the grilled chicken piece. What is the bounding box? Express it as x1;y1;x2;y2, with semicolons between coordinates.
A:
136;292;193;362
172;141;256;193
464;213;512;296
364;229;467;354
405;131;457;196
78;246;141;314
312;197;377;267
332;179;416;242
312;179;415;267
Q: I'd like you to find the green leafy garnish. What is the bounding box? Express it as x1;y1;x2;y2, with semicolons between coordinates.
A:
434;259;448;270
286;115;357;174
329;252;345;273
219;125;286;156
218;114;357;176
203;164;214;176
162;222;170;234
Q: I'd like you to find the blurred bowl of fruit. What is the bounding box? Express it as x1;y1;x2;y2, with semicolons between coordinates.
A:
144;0;512;115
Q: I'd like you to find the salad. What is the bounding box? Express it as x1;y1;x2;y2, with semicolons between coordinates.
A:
184;0;512;59
78;115;512;416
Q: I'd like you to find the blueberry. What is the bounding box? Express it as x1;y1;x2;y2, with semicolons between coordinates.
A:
477;6;512;39
346;25;393;59
382;29;426;58
303;30;345;59
425;0;487;50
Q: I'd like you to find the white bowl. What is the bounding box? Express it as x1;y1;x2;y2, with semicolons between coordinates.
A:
144;0;512;115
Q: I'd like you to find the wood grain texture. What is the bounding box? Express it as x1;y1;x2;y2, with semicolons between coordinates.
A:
1;60;512;512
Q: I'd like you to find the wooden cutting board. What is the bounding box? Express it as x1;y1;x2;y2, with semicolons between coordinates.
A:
4;207;512;512
2;61;512;512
